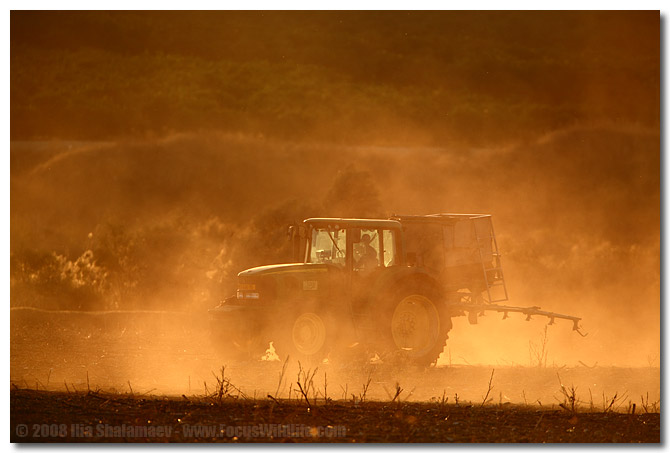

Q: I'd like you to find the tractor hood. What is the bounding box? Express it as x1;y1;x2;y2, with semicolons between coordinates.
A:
238;262;331;277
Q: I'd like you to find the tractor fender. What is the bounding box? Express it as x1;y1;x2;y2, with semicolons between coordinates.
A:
370;266;444;303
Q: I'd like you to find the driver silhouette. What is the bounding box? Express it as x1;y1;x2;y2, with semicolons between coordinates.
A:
356;233;378;270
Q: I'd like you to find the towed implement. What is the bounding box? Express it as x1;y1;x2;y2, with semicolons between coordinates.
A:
210;214;584;365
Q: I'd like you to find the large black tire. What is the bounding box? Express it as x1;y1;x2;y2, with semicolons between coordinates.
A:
370;285;451;366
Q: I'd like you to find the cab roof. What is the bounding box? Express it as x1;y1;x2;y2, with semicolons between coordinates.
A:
390;213;491;223
304;218;402;229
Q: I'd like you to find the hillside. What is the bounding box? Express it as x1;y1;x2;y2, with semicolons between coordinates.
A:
11;11;659;145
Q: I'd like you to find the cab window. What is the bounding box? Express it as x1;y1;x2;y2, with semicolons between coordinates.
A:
308;227;346;267
382;229;397;266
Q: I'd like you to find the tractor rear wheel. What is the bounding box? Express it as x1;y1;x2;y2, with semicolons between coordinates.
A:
373;287;451;366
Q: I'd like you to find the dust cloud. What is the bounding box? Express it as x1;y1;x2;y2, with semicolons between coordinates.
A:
10;124;659;403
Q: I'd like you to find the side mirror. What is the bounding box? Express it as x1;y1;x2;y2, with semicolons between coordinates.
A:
351;228;361;243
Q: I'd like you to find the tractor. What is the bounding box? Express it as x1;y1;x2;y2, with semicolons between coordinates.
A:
209;214;583;365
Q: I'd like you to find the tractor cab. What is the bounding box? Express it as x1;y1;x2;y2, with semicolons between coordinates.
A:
298;218;403;273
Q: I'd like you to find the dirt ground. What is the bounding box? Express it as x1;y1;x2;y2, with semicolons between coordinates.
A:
10;389;660;443
10;309;661;443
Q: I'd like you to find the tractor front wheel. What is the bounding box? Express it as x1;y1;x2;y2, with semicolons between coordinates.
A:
273;310;332;366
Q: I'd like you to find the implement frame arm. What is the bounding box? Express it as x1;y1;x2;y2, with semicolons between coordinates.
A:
448;302;587;337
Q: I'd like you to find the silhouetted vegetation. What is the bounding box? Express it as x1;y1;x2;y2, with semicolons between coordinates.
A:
11;11;659;145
